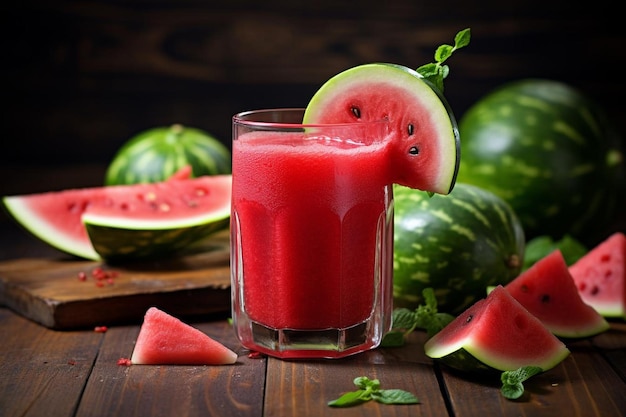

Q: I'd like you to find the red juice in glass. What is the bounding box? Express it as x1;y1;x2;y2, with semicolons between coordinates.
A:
231;109;393;359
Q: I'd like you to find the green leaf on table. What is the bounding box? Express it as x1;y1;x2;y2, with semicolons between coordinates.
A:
327;389;368;407
328;376;419;407
500;366;543;400
372;389;420;405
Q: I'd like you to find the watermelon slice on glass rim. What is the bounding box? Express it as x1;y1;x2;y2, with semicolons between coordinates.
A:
569;232;626;320
303;63;460;196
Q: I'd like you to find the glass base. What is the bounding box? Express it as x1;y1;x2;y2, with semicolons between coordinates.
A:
237;319;382;359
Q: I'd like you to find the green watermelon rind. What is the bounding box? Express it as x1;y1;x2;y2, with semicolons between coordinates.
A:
427;338;570;373
3;196;100;260
431;348;495;373
83;214;230;262
393;183;525;315
303;63;460;195
105;124;232;186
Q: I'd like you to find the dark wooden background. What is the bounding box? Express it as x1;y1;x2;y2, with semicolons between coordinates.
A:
1;0;624;234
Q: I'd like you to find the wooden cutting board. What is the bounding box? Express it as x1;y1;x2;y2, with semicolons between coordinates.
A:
0;230;232;329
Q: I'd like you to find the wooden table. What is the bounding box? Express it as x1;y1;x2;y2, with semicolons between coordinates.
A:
1;215;626;417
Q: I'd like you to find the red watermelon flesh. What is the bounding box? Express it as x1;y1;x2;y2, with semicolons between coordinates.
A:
569;232;626;320
505;250;609;338
424;285;570;372
2;175;232;260
303;63;460;195
131;307;238;365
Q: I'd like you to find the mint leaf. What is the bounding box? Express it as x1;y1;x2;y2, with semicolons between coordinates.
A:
454;28;472;49
417;28;471;92
434;44;454;63
380;330;406;347
327;390;368;407
380;288;454;347
372;389;420;405
354;376;380;391
389;307;420;330
500;366;543;400
328;377;419;407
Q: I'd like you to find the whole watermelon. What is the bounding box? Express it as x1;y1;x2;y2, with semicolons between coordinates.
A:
393;183;525;315
105;124;232;185
457;79;624;244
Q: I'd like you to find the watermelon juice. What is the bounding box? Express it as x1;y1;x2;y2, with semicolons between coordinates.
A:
231;109;394;358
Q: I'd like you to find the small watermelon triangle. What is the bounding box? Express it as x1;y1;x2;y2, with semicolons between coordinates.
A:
131;307;238;365
505;250;610;338
569;232;626;320
424;285;570;372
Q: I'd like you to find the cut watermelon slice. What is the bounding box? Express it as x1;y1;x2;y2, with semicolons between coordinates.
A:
569;232;626;320
131;307;238;365
302;63;460;195
2;175;231;260
504;250;610;338
424;285;570;372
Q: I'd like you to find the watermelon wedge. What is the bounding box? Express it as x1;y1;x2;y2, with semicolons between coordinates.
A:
302;63;460;195
569;232;626;320
131;307;238;365
504;250;610;338
424;285;570;372
2;175;232;261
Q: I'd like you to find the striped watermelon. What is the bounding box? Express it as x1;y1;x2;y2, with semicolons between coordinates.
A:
393;183;525;315
457;79;624;244
105;124;232;185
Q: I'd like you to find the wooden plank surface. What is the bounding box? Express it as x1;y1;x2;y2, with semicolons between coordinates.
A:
0;308;102;417
1;306;625;417
0;231;231;329
263;330;449;417
442;325;626;417
74;320;264;417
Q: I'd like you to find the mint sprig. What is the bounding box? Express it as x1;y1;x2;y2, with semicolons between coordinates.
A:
381;288;455;347
328;376;419;407
500;366;543;400
417;28;471;92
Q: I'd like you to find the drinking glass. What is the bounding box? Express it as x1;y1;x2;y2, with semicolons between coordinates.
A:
231;108;393;359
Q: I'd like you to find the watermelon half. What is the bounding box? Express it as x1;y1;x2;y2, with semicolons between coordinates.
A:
303;63;460;195
131;307;238;365
504;250;609;338
424;285;570;372
2;175;232;261
569;232;626;320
